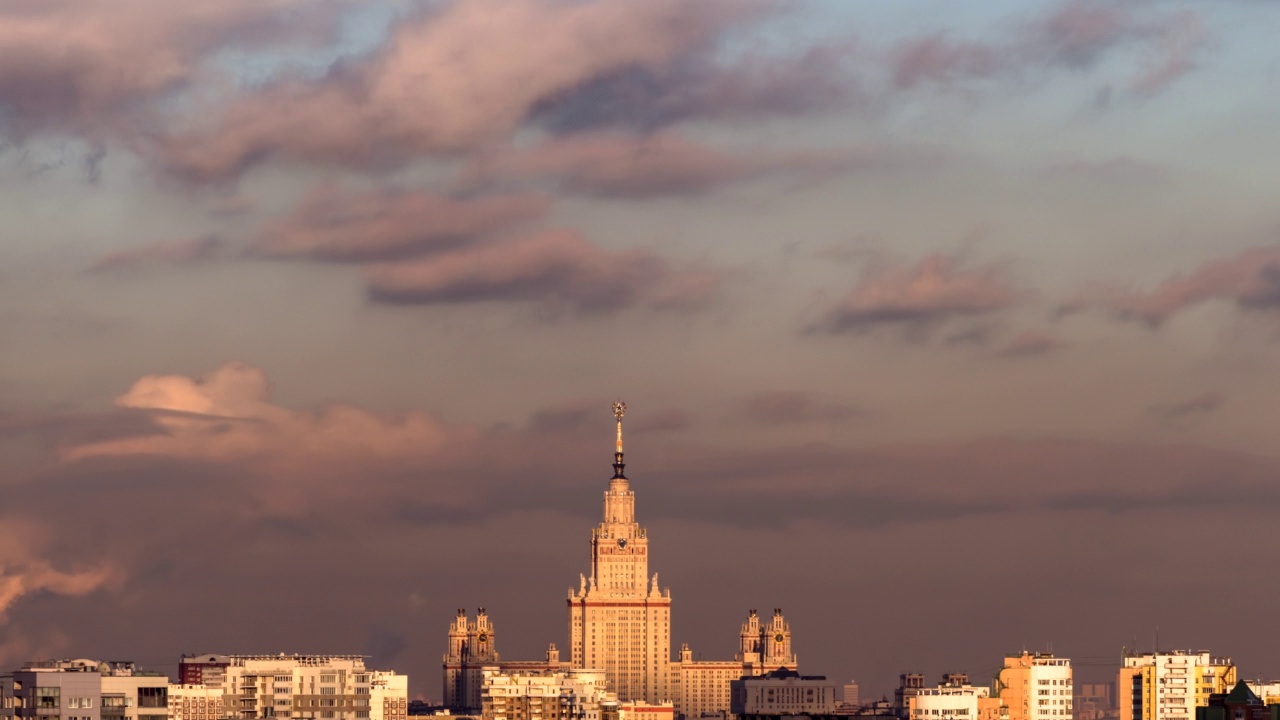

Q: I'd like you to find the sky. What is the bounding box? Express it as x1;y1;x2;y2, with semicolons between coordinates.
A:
2;0;1280;702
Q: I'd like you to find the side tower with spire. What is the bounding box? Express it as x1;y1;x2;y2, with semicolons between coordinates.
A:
568;402;673;704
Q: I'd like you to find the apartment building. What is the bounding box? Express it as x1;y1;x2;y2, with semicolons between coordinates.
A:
0;660;168;720
1120;651;1236;720
997;653;1072;720
179;654;406;720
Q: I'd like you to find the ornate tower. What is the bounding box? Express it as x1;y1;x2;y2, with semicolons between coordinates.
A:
568;402;672;704
761;608;797;668
738;609;763;662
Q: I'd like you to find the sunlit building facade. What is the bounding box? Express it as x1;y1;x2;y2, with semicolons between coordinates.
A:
1119;651;1236;720
997;653;1072;720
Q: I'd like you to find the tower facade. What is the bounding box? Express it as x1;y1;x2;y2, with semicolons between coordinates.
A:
567;402;673;704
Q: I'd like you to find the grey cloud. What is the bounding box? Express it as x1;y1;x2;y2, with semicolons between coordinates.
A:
740;391;860;425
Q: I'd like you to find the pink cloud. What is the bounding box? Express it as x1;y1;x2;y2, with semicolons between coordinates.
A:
464;133;869;199
1130;10;1208;96
0;521;117;623
823;253;1019;332
254;186;550;262
1103;246;1280;326
366;229;717;312
0;0;338;139
159;0;764;181
890;34;1000;89
1036;1;1136;68
62;362;475;473
996;329;1061;358
89;235;223;272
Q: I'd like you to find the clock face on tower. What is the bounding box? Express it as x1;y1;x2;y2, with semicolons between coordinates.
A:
774;633;785;643
617;538;628;549
478;633;488;643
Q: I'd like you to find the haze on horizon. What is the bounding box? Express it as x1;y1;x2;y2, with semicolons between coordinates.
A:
2;0;1280;700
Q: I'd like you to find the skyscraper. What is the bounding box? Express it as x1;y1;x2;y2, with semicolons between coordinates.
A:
567;402;673;704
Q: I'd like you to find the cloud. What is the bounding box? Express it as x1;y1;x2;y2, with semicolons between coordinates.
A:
157;0;766;181
1148;391;1224;422
0;0;339;140
89;235;224;272
1130;10;1209;96
741;391;860;425
1043;156;1167;182
884;2;1208;97
463;133;871;199
254;186;550;262
62;361;473;474
529;38;857;132
1098;246;1280;326
1035;1;1137;69
529;400;692;435
0;522;116;623
890;34;1000;89
996;330;1061;358
365;229;718;313
820;253;1019;333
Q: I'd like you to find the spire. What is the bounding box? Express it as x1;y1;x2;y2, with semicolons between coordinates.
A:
612;400;627;479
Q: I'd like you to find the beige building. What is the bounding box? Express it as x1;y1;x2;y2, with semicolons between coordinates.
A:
178;654;406;720
168;684;224;720
909;675;1006;720
1119;651;1235;720
674;609;799;719
730;669;837;718
567;404;672;705
481;668;613;720
996;653;1072;720
444;609;571;713
446;404;798;719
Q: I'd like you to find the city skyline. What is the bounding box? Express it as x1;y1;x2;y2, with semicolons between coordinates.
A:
3;0;1280;704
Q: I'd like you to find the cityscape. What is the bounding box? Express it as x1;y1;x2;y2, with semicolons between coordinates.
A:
3;4;1280;720
3;409;1280;720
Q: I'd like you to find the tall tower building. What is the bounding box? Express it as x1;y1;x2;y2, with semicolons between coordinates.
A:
567;402;673;704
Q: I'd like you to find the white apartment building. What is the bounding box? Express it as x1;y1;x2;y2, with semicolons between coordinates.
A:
1120;651;1235;720
179;654;407;720
168;684;224;720
367;672;407;720
910;682;991;720
481;668;613;720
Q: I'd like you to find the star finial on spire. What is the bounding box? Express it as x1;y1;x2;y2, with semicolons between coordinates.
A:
612;400;626;479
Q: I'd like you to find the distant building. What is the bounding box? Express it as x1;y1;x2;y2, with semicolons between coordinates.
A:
731;669;838;719
445;406;797;719
675;609;800;719
180;653;406;720
909;675;1006;720
1120;651;1236;720
480;667;614;720
842;682;860;708
1197;681;1277;720
1243;682;1280;706
1075;682;1116;720
179;657;231;688
0;659;169;720
443;609;570;715
896;675;927;719
996;653;1071;720
167;684;224;720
